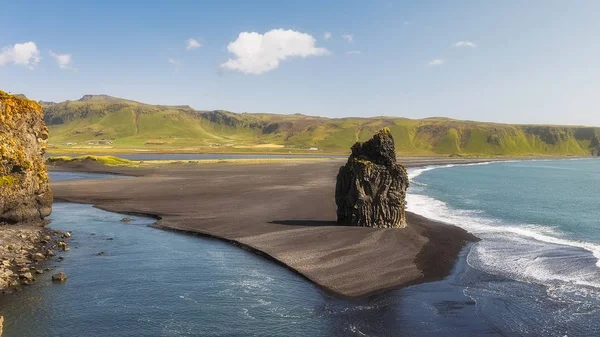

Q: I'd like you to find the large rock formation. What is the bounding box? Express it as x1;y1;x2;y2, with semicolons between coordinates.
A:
335;128;409;228
0;91;52;224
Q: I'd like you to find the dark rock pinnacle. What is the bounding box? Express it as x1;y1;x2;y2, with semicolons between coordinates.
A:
335;128;409;228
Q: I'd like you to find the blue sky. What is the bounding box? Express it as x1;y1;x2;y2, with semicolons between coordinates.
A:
1;0;600;126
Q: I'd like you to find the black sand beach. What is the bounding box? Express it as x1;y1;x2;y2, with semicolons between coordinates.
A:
48;158;484;298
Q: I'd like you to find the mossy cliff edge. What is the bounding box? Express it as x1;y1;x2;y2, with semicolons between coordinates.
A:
0;91;52;224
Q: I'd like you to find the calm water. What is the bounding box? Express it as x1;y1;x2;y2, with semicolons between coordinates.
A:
1;162;600;336
0;204;489;337
48;171;128;181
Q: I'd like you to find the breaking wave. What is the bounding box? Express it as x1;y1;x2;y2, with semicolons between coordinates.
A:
407;163;600;300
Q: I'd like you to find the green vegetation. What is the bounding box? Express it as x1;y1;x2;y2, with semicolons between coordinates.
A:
43;95;600;157
46;155;338;168
47;155;135;166
0;175;18;187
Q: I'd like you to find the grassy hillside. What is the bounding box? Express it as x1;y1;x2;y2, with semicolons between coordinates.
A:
42;95;600;157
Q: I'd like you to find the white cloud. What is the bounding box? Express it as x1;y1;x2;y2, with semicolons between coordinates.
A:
347;50;362;55
323;32;332;40
0;42;40;69
49;50;73;69
169;58;181;71
220;29;329;75
186;38;202;50
454;41;476;48
428;58;445;66
342;34;354;43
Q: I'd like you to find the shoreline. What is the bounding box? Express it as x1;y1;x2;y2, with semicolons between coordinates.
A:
46;155;502;171
49;194;478;299
46;146;599;158
146;210;478;299
0;222;69;293
53;202;478;299
46;158;484;298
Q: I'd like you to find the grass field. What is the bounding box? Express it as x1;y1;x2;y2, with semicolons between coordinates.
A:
46;155;342;168
42;94;600;157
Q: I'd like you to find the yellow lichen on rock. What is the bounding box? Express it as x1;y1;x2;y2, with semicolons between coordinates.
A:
0;91;44;126
0;90;52;224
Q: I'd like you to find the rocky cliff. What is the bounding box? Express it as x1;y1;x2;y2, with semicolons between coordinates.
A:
335;128;409;228
0;90;52;224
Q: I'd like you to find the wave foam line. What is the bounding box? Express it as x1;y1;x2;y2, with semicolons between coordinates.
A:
407;159;600;299
407;193;600;268
407;161;496;180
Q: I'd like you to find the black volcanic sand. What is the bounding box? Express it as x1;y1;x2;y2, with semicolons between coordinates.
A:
49;159;484;298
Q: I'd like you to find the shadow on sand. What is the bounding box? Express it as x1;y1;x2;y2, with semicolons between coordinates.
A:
269;220;339;227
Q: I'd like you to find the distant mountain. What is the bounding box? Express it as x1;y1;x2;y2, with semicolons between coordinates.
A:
78;94;122;102
42;94;600;156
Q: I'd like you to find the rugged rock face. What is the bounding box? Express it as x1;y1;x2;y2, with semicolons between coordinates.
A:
335;128;409;228
0;90;52;224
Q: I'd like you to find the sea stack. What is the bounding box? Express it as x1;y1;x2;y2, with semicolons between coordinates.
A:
0;91;52;224
335;128;409;228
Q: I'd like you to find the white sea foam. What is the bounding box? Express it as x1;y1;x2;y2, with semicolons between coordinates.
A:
407;164;453;180
241;307;256;319
407;162;600;299
408;161;496;180
348;324;370;337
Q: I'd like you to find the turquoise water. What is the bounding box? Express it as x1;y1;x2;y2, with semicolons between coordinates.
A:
1;203;338;336
410;159;600;242
2;163;600;336
408;158;600;334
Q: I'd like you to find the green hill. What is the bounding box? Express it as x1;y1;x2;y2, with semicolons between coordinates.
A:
42;94;600;156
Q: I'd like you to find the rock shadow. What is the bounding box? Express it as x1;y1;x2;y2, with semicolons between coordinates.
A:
269;220;338;227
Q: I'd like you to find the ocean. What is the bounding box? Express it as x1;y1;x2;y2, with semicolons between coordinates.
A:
407;158;600;336
1;160;599;336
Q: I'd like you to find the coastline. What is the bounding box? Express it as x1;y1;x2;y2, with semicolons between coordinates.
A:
0;223;67;292
3;156;596;336
46;158;484;298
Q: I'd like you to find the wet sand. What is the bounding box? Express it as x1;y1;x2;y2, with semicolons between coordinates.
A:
48;158;483;298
